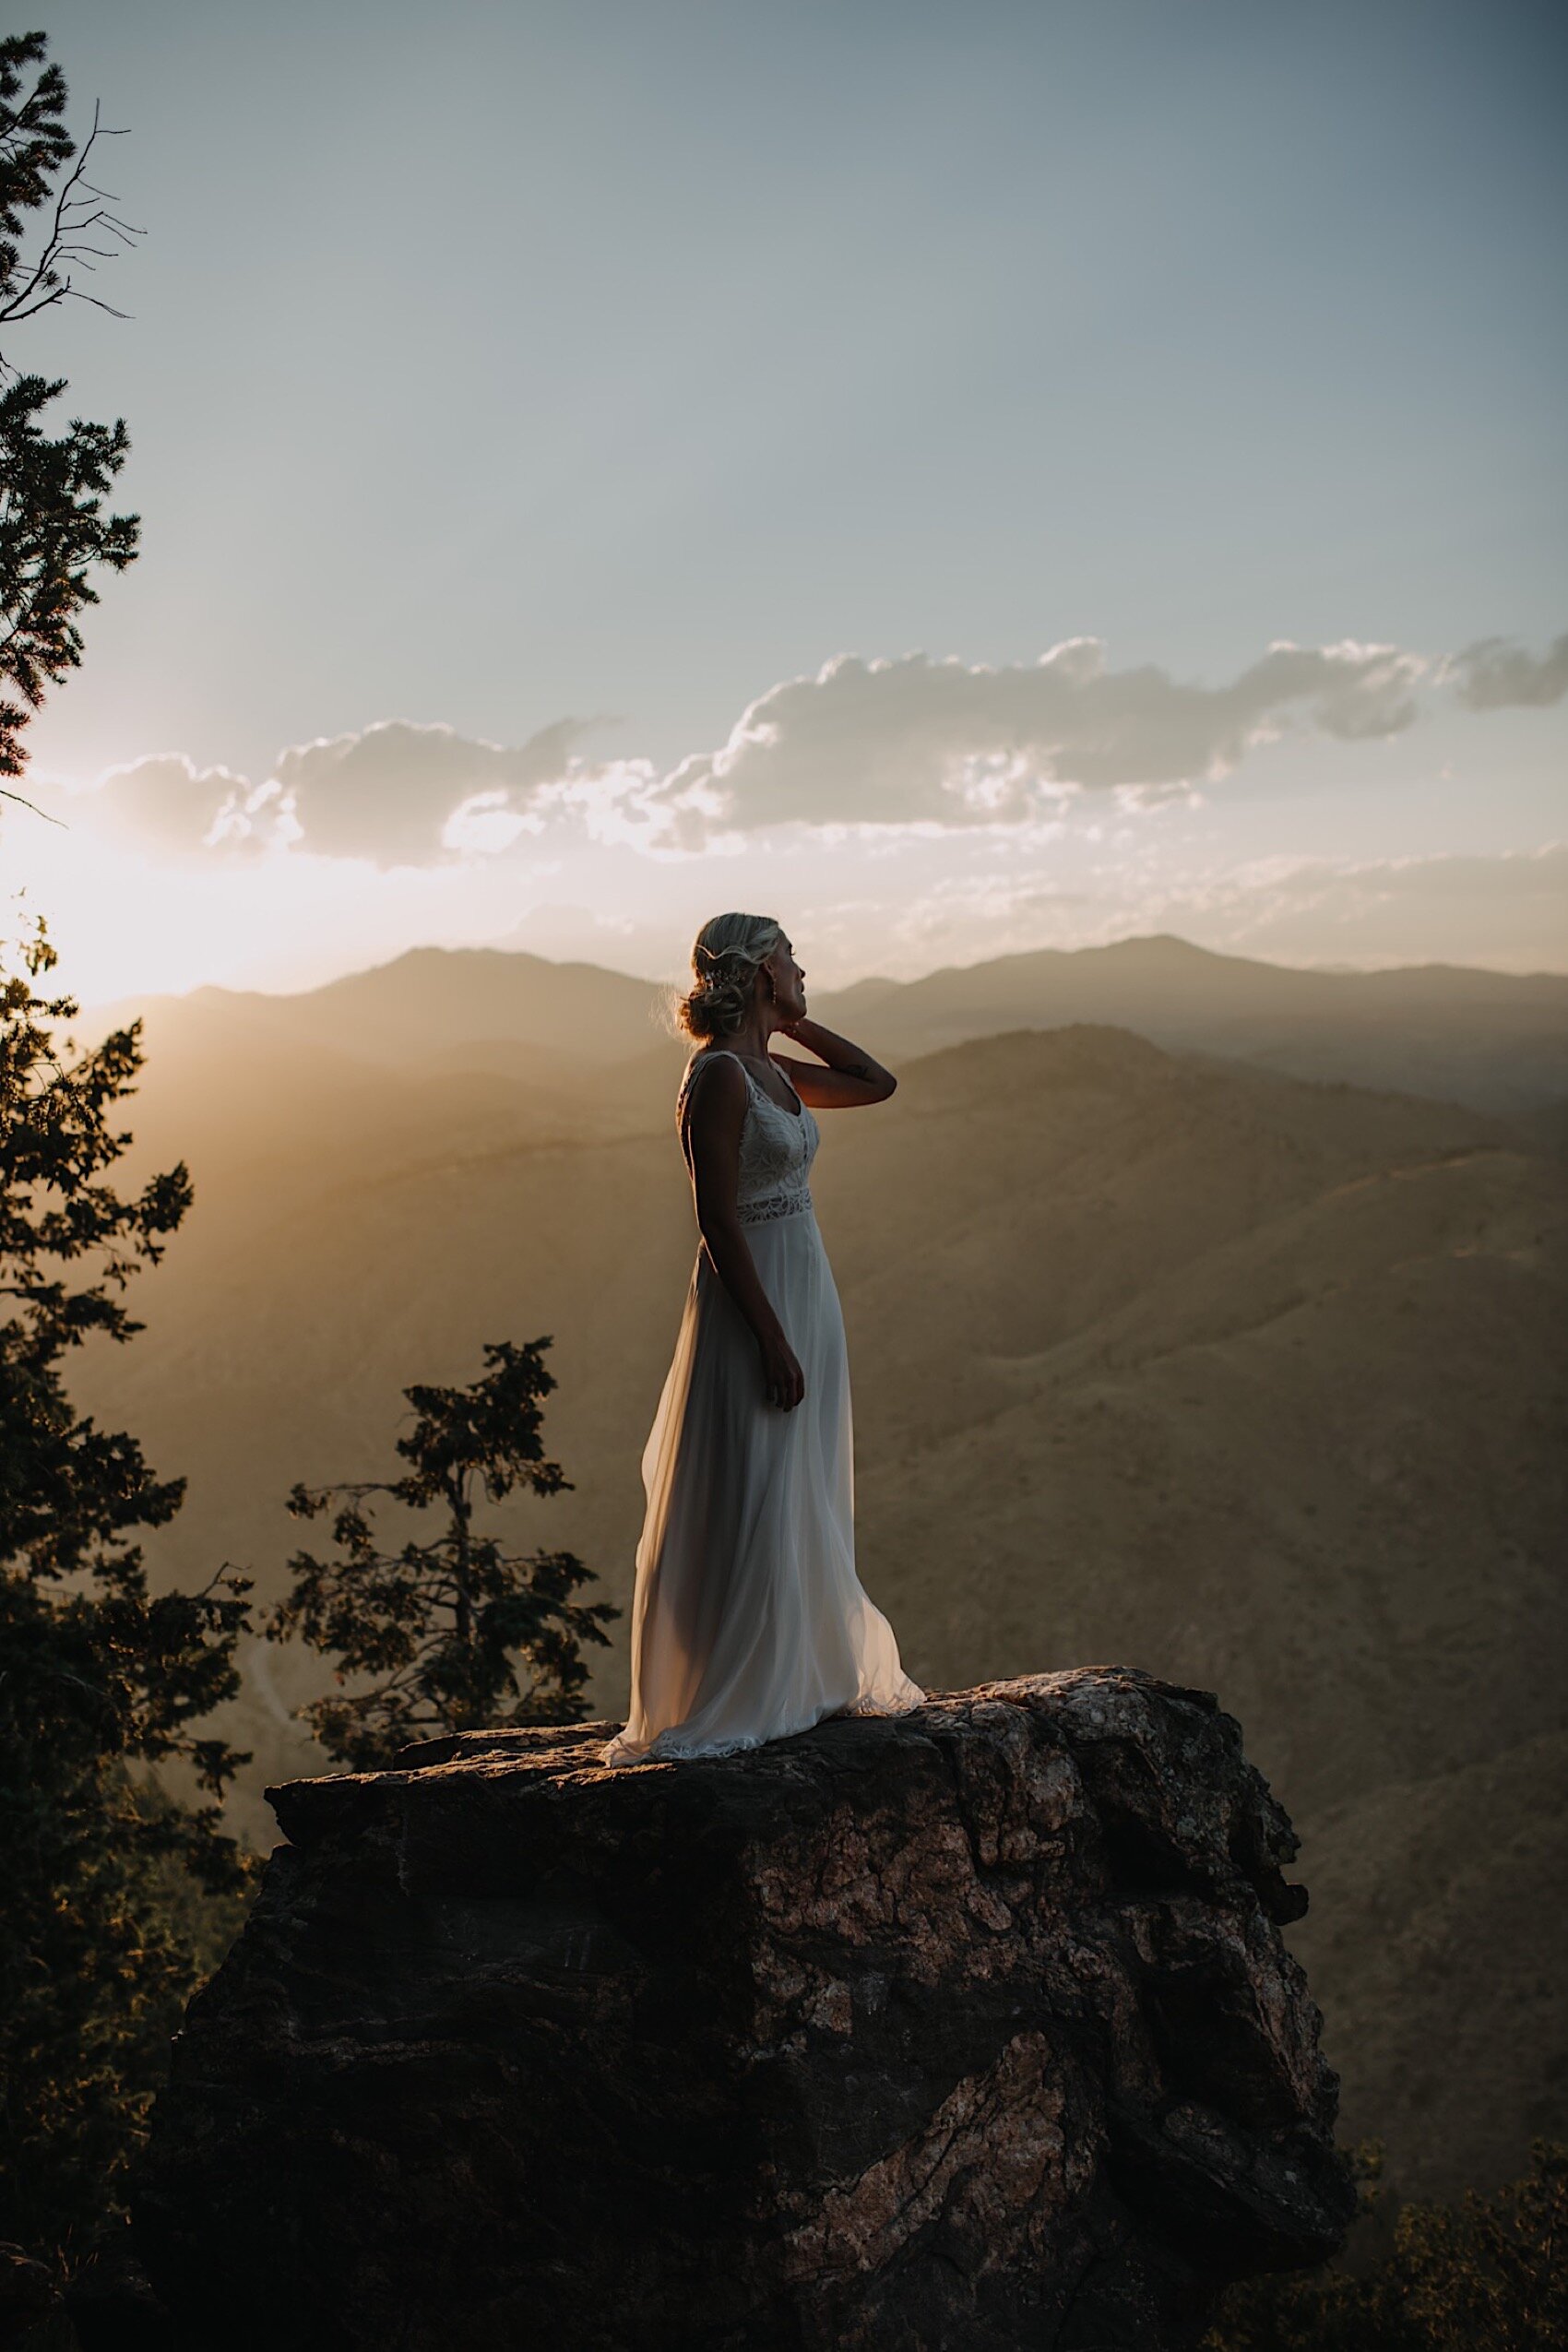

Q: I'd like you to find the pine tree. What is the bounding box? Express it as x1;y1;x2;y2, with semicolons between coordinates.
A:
0;921;254;2257
268;1340;619;1770
0;29;140;802
0;30;253;2268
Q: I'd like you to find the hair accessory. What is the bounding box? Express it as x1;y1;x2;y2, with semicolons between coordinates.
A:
695;942;751;975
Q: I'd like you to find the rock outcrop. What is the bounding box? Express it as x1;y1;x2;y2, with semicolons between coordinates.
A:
135;1669;1353;2350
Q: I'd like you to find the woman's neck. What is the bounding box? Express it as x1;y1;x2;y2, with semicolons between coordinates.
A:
724;1011;777;1062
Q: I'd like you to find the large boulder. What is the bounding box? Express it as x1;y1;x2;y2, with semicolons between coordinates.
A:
135;1669;1353;2350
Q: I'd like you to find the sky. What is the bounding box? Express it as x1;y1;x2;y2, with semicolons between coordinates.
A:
4;0;1565;1003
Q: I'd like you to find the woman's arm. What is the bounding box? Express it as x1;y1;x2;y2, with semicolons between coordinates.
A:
683;1058;805;1409
770;1016;897;1110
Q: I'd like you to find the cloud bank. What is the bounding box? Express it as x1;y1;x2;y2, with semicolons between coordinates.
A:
53;625;1562;867
650;638;1426;840
70;719;596;865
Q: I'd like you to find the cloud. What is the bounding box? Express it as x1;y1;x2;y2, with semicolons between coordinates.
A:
647;637;1428;841
274;719;589;864
1443;631;1568;712
66;720;593;866
71;754;284;856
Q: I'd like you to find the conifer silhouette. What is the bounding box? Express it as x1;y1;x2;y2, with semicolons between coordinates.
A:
269;1340;618;1769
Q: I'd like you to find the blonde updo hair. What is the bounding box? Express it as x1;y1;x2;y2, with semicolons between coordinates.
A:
672;911;785;1040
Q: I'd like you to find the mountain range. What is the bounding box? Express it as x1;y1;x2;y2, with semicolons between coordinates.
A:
98;930;1568;1128
71;934;1568;2206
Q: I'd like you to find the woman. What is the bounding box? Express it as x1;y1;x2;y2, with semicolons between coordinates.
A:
602;912;923;1765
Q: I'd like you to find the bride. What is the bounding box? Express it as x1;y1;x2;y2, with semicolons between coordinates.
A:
602;912;924;1766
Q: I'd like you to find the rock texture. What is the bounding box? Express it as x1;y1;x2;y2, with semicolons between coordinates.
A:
136;1669;1353;2351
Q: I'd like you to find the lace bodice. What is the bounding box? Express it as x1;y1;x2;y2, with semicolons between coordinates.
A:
677;1049;820;1225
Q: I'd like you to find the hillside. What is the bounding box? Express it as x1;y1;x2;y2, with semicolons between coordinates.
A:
70;1014;1567;2204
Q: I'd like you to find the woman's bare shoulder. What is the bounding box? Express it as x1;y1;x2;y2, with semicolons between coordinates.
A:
685;1047;746;1083
681;1050;748;1117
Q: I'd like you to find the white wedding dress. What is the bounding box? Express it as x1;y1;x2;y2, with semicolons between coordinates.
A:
602;1048;923;1766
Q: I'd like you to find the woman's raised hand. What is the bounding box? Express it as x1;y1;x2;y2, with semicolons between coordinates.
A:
759;1329;806;1411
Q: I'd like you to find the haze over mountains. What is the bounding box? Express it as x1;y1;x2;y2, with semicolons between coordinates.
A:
98;929;1568;1123
75;932;1567;2207
821;934;1568;1124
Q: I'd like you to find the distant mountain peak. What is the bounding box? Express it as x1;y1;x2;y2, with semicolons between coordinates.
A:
1097;932;1224;959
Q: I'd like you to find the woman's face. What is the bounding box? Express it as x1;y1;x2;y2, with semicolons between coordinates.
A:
765;936;807;1025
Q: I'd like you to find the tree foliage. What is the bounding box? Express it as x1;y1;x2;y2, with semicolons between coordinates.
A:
0;30;140;793
1205;2142;1568;2351
0;921;255;2258
0;32;257;2268
268;1340;619;1769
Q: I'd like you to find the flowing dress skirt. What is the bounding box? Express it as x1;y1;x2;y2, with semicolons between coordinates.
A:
602;1206;922;1765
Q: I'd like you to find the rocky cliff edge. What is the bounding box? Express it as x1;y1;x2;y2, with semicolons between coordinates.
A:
135;1668;1354;2351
